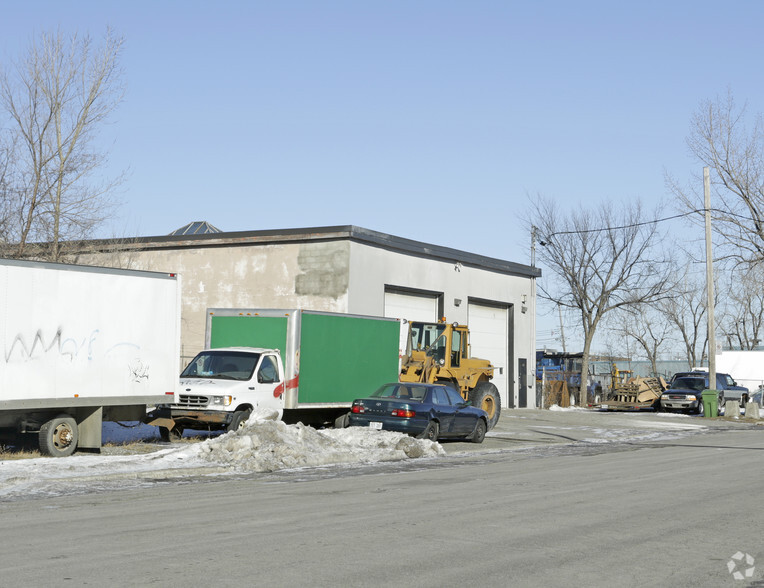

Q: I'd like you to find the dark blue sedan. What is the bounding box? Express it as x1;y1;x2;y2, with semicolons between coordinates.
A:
348;382;489;443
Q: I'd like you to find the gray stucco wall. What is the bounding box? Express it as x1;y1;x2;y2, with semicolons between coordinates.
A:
77;233;537;404
80;241;352;362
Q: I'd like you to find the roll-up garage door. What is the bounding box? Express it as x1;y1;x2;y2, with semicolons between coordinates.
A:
384;291;439;358
468;303;510;408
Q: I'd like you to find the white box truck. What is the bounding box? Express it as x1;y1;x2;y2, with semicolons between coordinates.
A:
0;259;181;456
148;309;401;439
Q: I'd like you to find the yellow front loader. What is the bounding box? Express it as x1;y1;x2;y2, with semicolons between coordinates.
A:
399;319;502;428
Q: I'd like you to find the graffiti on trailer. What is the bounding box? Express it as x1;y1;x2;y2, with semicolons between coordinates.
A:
127;358;150;383
6;328;100;362
6;330;150;382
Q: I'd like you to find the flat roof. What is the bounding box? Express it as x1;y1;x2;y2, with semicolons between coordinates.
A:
84;225;542;279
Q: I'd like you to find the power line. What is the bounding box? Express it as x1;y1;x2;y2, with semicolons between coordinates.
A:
538;207;755;241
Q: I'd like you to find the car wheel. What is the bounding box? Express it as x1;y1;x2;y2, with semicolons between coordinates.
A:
470;419;487;443
696;401;704;416
417;421;439;441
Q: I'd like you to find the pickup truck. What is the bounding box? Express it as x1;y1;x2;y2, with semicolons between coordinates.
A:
668;370;749;408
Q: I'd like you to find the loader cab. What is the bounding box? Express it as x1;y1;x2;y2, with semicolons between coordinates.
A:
409;321;467;369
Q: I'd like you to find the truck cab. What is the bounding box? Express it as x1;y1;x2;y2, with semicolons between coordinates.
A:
150;347;285;441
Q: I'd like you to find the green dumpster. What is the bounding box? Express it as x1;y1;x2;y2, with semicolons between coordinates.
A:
701;389;719;418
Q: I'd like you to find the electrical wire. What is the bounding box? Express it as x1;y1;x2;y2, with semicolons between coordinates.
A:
538;208;756;241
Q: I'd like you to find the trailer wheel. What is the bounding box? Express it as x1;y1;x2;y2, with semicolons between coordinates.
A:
417;421;439;441
159;425;184;442
470;382;501;429
39;416;78;457
227;410;251;433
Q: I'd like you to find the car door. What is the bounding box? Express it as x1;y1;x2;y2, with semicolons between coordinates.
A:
431;387;456;434
445;387;476;435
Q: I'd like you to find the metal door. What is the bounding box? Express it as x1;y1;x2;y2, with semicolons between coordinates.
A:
518;358;528;408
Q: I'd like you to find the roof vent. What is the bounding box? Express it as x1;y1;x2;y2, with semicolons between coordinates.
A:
169;221;222;236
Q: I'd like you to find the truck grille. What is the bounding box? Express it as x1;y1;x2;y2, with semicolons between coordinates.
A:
177;394;210;407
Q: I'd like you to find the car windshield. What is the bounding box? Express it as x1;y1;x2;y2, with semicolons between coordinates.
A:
370;383;428;401
671;377;706;392
180;350;260;381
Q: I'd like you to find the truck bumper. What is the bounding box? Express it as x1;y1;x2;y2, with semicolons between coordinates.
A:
145;406;234;430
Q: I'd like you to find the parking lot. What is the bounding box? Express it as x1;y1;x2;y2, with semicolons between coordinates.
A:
438;406;761;456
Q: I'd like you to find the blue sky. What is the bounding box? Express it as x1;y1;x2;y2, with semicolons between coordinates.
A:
3;1;763;348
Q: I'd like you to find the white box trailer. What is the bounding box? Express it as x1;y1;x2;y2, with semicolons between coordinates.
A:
0;259;181;456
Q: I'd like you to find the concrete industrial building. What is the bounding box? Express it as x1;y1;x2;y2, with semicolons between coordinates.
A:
78;224;541;408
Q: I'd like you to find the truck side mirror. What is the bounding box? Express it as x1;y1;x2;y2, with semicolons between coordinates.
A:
258;372;276;384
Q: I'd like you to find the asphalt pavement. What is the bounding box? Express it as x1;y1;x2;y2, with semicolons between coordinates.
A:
2;408;763;587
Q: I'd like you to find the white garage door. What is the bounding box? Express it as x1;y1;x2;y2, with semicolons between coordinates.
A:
468;303;510;408
384;291;439;357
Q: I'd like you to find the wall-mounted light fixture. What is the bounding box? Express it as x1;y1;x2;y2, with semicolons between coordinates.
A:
454;298;462;307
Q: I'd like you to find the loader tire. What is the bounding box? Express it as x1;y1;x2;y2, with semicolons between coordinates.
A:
39;415;78;457
470;382;501;429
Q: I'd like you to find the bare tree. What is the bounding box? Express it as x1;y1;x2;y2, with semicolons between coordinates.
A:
610;305;673;378
717;263;764;350
658;265;708;367
0;28;125;260
668;90;764;264
530;196;674;404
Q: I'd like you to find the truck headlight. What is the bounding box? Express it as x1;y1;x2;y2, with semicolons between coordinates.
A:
212;395;232;406
686;395;697;401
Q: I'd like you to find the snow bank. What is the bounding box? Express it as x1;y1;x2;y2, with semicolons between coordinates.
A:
0;409;444;500
169;408;444;472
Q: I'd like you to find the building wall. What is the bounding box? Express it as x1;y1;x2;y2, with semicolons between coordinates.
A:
78;233;538;408
346;242;537;407
80;241;352;362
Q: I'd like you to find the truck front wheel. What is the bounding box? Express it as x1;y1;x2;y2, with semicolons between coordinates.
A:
39;415;78;457
227;410;251;433
470;382;501;429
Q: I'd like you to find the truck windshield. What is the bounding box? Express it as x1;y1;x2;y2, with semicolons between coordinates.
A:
180;350;260;381
672;377;706;392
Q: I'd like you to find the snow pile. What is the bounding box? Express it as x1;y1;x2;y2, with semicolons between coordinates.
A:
171;408;444;473
0;409;444;500
548;404;588;412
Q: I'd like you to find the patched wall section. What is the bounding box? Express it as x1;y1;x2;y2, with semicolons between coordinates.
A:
295;241;350;298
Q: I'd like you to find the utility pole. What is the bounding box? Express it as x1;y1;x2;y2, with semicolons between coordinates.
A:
704;167;717;396
557;303;566;353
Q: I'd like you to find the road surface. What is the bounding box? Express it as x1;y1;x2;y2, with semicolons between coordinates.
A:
0;412;762;587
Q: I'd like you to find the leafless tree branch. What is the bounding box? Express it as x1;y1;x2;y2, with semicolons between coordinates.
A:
0;28;125;260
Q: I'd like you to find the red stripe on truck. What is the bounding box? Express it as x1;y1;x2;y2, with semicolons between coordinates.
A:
274;375;299;398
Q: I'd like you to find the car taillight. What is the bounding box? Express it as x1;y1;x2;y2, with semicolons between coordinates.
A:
351;404;365;414
391;409;415;418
